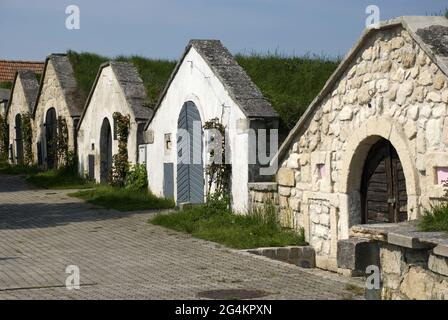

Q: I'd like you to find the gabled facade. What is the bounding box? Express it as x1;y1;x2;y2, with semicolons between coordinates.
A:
143;40;278;212
6;71;39;164
32;54;83;169
77;61;151;183
268;16;448;270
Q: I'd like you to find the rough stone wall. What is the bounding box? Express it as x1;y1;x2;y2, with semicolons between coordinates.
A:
7;79;29;163
277;26;448;270
33;60;77;165
248;182;279;210
380;243;448;300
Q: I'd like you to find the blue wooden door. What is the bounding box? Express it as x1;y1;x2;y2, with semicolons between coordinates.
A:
177;101;204;204
163;162;174;199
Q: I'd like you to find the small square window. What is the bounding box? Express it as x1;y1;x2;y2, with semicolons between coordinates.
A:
435;167;448;185
164;134;172;153
317;164;325;180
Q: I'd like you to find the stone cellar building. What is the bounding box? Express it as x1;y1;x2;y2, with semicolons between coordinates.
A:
32;54;83;169
249;16;448;275
6;70;39;164
77;61;151;183
142;40;278;211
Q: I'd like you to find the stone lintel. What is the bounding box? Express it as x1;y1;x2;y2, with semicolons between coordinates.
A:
248;182;278;192
387;232;431;249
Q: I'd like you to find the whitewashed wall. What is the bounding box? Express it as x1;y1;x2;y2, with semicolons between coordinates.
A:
77;66;140;182
144;47;251;212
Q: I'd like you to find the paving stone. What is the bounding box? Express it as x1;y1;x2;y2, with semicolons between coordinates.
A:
0;174;360;300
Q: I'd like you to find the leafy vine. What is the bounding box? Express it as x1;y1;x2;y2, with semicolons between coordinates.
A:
203;118;231;203
21;112;33;165
111;112;130;186
56;116;69;166
0;114;8;160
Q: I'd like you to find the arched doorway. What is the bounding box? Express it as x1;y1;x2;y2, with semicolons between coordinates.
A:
100;118;113;183
15;114;23;164
45;108;57;169
177;101;204;204
361;138;408;224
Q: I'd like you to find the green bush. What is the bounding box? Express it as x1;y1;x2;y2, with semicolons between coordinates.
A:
125;163;148;191
419;203;448;232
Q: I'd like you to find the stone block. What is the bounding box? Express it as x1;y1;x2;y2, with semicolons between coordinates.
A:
399;267;435;300
278;186;291;197
247;246;315;268
289;247;299;259
380;244;403;275
248;182;278;192
276;248;290;261
433;244;448;258
428;254;448;277
337;238;380;275
262;248;276;259
387;232;430;249
277;168;295;187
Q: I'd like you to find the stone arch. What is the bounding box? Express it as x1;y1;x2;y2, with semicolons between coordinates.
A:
99;117;113;183
338;116;420;236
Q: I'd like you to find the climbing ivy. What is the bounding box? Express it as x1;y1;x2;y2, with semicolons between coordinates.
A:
21;113;33;165
0;114;8;160
111;112;130;186
56;116;70;167
203;118;231;205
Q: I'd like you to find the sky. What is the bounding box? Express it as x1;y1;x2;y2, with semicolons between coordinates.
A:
0;0;447;61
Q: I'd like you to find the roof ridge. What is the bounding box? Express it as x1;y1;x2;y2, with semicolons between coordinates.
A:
271;15;448;166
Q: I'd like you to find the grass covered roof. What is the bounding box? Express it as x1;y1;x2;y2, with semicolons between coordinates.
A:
67;50;339;132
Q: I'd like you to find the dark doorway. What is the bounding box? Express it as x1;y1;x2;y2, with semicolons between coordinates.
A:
361;138;407;224
100;118;113;183
176;101;204;204
14;114;23;164
45;108;57;169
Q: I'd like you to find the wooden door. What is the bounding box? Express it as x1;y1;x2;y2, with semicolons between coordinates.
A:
361;139;407;224
176;101;204;204
45;108;57;169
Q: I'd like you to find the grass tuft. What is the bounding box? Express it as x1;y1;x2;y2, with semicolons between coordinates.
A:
26;166;94;190
235;53;340;133
419;203;448;232
0;161;40;175
67;50;176;108
151;202;306;249
69;185;175;212
67;50;339;137
0;160;93;189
